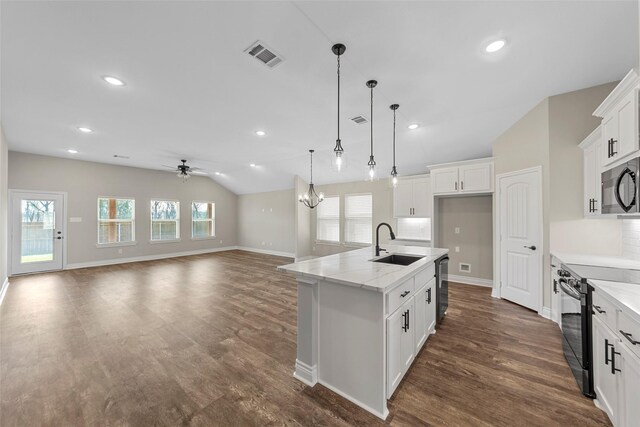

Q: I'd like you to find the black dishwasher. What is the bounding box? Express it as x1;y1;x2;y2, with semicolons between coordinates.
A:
435;255;449;326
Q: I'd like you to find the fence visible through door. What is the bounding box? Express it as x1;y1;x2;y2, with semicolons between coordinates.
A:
10;191;65;275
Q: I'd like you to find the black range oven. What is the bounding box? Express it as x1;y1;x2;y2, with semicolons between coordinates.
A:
558;265;594;398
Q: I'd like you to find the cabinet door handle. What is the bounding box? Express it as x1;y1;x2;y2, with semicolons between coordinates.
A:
605;339;613;366
427;288;431;304
611;347;621;375
402;311;407;332
400;290;410;298
608;139;613;158
593;199;597;212
461;181;464;190
406;309;410;330
553;279;558;294
620;330;640;345
593;305;606;314
611;139;617;156
455;181;458;191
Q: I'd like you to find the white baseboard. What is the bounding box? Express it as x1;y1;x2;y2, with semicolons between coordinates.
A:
446;274;493;288
293;359;317;387
0;277;9;306
317;379;389;421
236;246;295;258
65;246;238;270
540;306;552;320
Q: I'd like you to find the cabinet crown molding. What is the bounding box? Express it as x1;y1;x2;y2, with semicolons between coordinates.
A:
593;68;640;118
427;157;494;171
578;125;602;149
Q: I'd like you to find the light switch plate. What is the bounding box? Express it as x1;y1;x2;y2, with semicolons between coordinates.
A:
69;217;82;223
454;227;460;234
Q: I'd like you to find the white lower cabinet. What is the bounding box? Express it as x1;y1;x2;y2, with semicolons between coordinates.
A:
618;342;640;427
593;316;619;424
425;279;436;334
414;286;428;352
593;308;640;427
386;297;415;398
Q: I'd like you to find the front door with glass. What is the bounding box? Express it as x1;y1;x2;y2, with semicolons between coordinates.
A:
10;191;65;274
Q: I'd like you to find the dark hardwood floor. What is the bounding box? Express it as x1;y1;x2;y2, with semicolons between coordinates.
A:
1;250;610;426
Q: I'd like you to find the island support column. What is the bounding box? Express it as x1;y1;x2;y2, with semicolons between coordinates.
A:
293;276;318;386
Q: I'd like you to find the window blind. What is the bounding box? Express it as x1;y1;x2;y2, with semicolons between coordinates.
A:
316;196;339;242
345;194;372;244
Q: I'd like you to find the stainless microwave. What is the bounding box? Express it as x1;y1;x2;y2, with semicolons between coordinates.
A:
602;157;640;214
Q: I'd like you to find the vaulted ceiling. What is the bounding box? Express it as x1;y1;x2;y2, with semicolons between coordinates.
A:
1;1;638;194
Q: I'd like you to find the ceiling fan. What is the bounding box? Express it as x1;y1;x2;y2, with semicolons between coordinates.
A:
162;159;207;181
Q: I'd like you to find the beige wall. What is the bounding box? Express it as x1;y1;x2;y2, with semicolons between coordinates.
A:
437;196;493;281
548;82;622;256
0;126;8;285
310;179;394;257
238;189;295;256
8;152;238;268
294;176;312;260
493;82;622;309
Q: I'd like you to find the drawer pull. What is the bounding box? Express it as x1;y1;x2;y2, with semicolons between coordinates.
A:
593;305;606;314
605;339;613;365
620;330;640;346
400;290;410;298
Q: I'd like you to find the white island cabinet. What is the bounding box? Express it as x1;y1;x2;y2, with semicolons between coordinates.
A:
278;245;447;420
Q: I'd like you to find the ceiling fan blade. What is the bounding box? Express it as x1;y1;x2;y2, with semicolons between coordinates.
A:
161;165;178;169
189;167;204;171
190;170;209;175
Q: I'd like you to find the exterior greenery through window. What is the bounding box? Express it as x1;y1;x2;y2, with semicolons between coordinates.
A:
192;202;215;239
345;194;373;245
316;196;340;243
97;198;135;245
150;200;180;241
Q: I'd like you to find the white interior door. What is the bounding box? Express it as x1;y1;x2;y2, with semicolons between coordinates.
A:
10;191;65;275
499;169;542;311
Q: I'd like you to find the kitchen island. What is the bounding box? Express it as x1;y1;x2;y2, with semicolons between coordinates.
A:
278;245;449;419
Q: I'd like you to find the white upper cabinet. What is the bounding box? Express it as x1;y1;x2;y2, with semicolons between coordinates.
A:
429;158;494;196
393;176;431;218
580;126;603;217
594;69;640;169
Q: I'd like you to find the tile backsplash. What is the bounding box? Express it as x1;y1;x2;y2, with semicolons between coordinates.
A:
622;219;640;260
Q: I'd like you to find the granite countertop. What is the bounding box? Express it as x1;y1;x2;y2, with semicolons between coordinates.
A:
277;245;449;293
590;279;640;325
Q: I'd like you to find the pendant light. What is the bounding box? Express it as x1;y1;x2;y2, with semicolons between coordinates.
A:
390;104;399;187
298;150;325;209
332;43;346;172
366;80;378;181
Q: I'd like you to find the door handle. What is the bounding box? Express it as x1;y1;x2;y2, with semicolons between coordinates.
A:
593;305;606;314
427;288;431;304
400;290;410;298
553;279;558;294
524;245;536;251
55;236;63;240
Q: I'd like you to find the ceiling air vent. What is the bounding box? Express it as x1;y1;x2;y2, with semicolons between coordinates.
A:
350;115;369;125
245;40;284;69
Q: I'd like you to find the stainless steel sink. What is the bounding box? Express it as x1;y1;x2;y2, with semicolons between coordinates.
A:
372;254;424;266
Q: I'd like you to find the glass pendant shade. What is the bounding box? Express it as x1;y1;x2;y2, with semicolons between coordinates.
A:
331;139;347;172
366;79;377;181
298;150;324;209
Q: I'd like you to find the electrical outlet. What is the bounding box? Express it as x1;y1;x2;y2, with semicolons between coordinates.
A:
455;246;460;253
455;227;460;234
220;240;223;244
118;248;123;254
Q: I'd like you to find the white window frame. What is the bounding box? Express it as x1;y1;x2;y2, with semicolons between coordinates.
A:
191;201;215;240
96;197;136;248
315;195;340;244
344;193;373;246
150;199;181;243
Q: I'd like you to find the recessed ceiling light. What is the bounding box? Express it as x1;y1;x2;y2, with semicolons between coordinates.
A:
408;124;419;130
102;76;125;86
77;127;93;133
67;149;78;154
250;163;256;167
255;130;266;136
485;39;506;53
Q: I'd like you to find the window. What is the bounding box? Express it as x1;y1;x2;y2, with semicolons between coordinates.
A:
316;196;340;243
192;202;215;239
345;194;372;245
150;200;180;241
97;198;135;245
396;218;431;241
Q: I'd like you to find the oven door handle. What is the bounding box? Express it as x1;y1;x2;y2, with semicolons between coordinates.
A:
559;280;581;300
